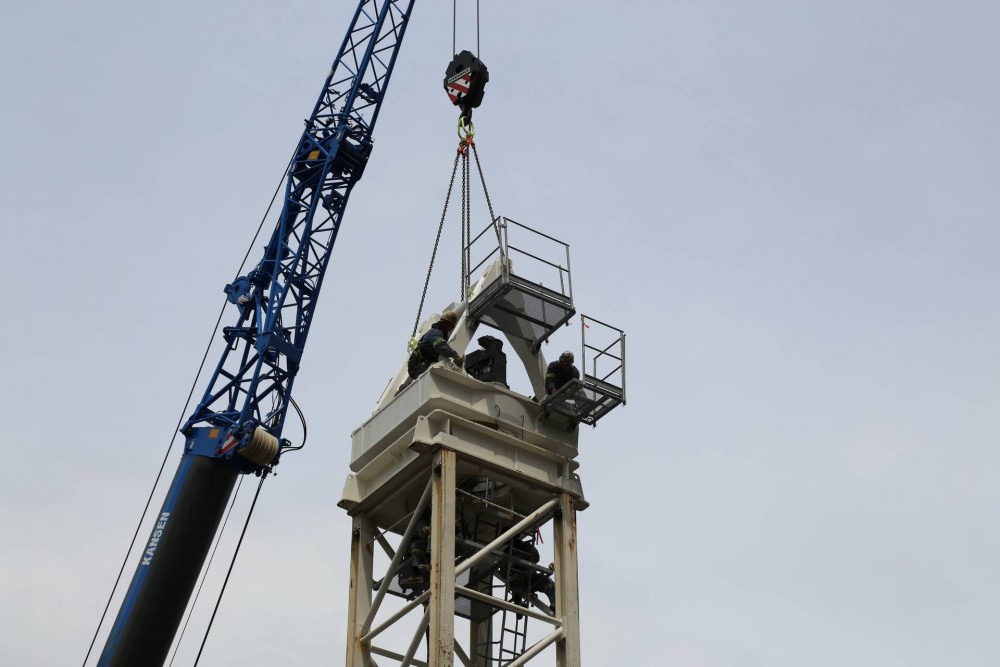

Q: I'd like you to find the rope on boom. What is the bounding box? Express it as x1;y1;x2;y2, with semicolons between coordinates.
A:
167;476;245;666
193;470;269;666
81;156;293;667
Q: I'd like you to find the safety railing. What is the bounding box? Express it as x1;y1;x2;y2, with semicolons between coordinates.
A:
543;314;626;427
465;217;575;351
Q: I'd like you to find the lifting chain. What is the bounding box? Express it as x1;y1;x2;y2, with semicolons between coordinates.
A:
411;151;461;343
459;116;504;272
471;142;504;250
461;148;468;302
409;117;503;346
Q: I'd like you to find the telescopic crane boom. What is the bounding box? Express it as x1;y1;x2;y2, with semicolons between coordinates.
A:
96;2;415;664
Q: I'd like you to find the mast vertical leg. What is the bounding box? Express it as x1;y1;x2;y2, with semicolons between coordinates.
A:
347;516;375;667
430;448;457;666
554;493;581;667
469;572;493;666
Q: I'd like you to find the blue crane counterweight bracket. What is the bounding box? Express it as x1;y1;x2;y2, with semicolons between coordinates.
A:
444;50;489;120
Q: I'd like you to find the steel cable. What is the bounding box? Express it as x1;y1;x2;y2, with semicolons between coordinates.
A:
81;157;292;667
167;476;245;666
193;472;268;666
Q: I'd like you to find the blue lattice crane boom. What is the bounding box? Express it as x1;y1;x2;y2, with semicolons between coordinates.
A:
96;2;416;664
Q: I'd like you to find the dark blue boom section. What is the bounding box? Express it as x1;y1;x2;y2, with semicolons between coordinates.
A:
98;2;415;665
189;0;413;465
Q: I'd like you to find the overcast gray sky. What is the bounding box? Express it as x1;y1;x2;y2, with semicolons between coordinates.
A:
2;1;999;665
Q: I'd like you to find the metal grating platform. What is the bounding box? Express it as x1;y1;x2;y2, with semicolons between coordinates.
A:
470;275;575;351
465;217;575;352
542;377;624;427
541;314;626;427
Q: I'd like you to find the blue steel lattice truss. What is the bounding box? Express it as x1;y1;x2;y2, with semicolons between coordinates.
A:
96;3;417;665
184;0;415;463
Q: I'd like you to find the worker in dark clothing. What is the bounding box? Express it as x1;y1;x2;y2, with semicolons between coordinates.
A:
530;563;557;612
408;311;464;379
541;351;584;431
506;534;556;612
545;351;580;395
397;520;431;595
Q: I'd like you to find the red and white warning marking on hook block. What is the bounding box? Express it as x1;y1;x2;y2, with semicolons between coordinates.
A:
446;68;472;104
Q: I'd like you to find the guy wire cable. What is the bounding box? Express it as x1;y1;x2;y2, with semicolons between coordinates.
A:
81;154;293;667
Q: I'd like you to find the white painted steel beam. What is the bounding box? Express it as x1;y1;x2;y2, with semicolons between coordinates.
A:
455;585;561;626
362;591;430;644
554;493;581;667
507;628;566;667
430;449;457;665
346;516;375;667
361;478;432;633
370;645;428;667
456;498;558;577
401;609;430;667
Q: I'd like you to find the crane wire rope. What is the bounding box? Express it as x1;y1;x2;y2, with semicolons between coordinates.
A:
166;475;245;667
81;156;293;667
411;126;504;340
193;471;269;666
452;0;482;57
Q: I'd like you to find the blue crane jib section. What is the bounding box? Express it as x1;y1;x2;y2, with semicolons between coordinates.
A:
181;0;415;470
97;3;417;666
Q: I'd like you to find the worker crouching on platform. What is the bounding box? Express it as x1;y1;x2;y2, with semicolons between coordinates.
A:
544;351;580;395
540;351;584;431
407;310;465;379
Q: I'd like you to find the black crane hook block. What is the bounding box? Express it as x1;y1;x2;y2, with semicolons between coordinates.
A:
444;50;489;120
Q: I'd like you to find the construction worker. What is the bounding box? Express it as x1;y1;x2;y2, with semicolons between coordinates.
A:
540;351;584;431
545;351;580;395
505;534;556;611
408;311;464;379
397;520;431;595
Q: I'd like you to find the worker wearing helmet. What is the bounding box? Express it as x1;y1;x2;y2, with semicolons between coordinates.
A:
541;351;583;431
407;311;464;379
544;351;580;395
